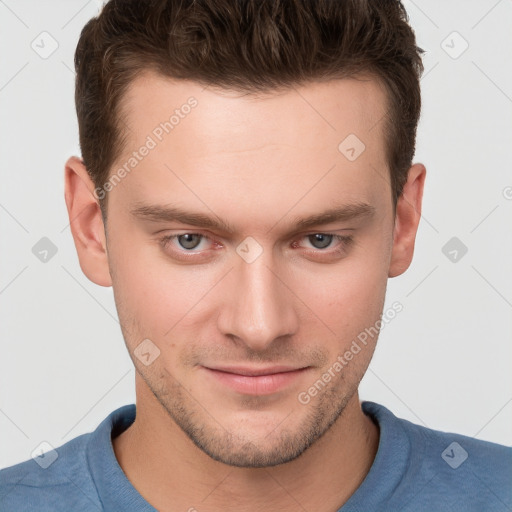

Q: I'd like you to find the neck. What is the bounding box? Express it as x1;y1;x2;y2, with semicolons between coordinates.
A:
113;384;379;512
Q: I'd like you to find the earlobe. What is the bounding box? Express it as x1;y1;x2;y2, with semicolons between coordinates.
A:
64;156;112;287
388;163;426;278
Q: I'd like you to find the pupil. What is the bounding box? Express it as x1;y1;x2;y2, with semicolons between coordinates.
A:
179;234;201;249
310;233;332;249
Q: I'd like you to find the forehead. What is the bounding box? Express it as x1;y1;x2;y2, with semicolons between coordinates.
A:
110;72;391;222
118;71;388;156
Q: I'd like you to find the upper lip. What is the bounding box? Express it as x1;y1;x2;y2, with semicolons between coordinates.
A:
204;365;308;376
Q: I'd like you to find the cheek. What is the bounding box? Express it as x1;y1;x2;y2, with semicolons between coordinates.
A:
300;247;388;318
108;215;390;354
288;239;389;365
109;236;221;342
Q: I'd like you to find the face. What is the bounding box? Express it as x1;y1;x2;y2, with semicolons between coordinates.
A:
71;72;417;468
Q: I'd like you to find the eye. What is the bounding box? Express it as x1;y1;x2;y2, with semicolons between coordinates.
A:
306;233;334;249
158;231;353;263
160;233;212;252
176;233;203;250
300;233;353;251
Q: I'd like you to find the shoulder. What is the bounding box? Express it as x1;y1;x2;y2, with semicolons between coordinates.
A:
0;404;136;512
363;401;512;511
409;421;511;511
0;432;102;512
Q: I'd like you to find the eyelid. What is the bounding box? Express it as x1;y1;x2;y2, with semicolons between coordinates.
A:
294;233;354;250
159;232;216;251
158;227;354;240
159;231;354;255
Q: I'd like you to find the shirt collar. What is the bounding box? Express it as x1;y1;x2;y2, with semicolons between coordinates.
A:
85;401;414;511
86;404;157;512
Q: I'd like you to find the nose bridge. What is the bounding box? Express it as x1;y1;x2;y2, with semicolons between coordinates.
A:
218;250;298;350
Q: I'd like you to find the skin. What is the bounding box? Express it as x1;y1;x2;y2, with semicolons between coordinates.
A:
64;72;425;511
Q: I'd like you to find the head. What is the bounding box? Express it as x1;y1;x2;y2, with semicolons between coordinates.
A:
65;0;425;467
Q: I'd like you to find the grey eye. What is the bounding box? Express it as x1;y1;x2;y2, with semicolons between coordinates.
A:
308;234;333;249
177;233;202;250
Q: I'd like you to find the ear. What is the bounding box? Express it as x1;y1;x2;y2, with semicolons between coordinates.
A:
388;163;426;278
64;156;112;287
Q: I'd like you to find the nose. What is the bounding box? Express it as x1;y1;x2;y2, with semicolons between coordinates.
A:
217;252;299;352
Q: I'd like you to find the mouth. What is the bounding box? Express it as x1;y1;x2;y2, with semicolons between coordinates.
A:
200;365;311;395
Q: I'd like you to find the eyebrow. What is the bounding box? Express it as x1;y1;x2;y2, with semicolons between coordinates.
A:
129;202;375;233
290;202;375;231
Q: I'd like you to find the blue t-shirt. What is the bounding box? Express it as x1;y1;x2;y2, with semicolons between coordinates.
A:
1;401;511;511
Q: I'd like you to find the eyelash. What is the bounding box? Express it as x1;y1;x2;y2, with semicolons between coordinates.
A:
158;232;354;261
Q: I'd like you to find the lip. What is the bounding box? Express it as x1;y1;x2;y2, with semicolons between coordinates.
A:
201;365;310;395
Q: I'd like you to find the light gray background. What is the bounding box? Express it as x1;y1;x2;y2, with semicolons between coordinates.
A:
1;0;511;469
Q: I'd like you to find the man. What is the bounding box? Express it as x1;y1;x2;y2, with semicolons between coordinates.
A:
1;0;510;510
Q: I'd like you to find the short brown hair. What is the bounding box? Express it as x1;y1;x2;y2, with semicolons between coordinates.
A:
74;0;424;218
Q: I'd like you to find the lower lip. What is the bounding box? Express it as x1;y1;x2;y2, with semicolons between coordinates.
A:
202;367;309;395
